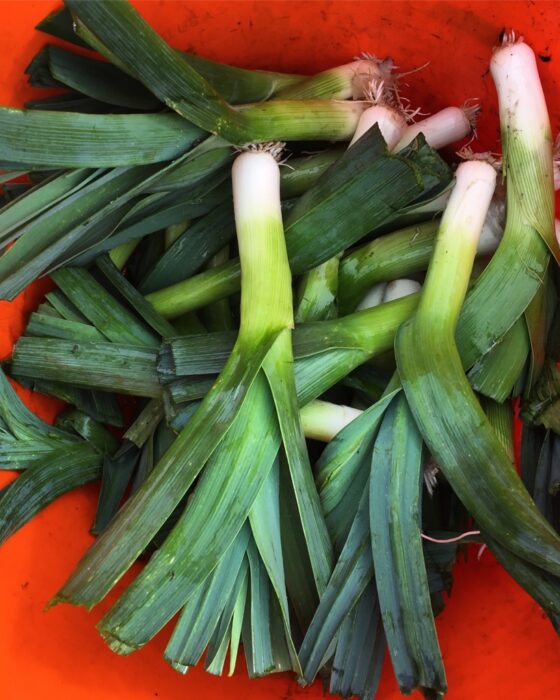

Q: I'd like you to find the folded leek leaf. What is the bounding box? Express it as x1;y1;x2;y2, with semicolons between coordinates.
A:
467;318;530;402
285;130;451;274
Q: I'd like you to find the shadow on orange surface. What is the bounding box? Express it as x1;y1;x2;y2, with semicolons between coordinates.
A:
0;2;559;699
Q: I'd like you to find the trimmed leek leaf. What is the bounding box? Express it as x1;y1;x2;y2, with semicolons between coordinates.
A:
95;255;176;339
26;313;105;342
46;290;88;322
11;338;161;398
0;165;159;300
159;333;236;378
242;541;275;678
164;525;250;672
32;44;160;110
39;7;302;104
205;558;249;676
35;302;61;318
531;432;556;525
242;539;296;678
317;391;398;552
0;444;101;544
149;137;233;193
329;583;385;700
95;372;280;653
278;455;320;633
264;332;333;595
370;396;446;696
51;267;159;347
73;180;232;266
68;0;362;143
299;490;373;683
139;201;235;294
0;168;97;247
248;459;300;674
467;319;530;402
520;423;548;496
0;107;203;168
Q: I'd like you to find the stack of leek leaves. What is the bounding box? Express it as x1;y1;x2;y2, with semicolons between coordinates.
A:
0;3;559;699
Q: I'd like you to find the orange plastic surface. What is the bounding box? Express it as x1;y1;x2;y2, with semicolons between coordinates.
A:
1;2;560;699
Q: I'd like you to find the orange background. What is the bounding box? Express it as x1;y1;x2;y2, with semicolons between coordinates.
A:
1;2;560;699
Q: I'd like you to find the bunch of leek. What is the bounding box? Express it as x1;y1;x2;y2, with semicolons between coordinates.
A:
0;2;559;700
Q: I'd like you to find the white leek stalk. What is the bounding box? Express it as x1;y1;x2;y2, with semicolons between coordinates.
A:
357;278;421;310
349;79;407;149
356;282;387;310
383;278;422;302
300;400;362;442
396;101;480;151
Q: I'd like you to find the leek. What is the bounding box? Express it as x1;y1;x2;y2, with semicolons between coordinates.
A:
396;159;560;575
